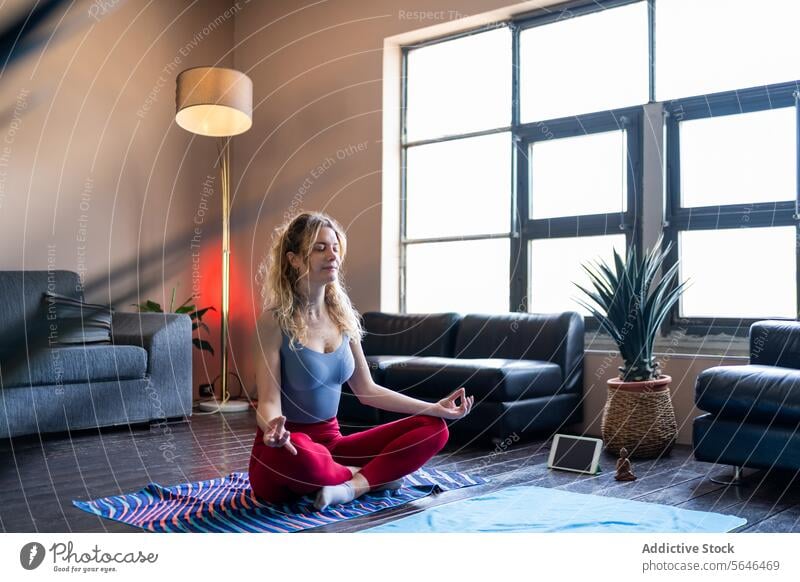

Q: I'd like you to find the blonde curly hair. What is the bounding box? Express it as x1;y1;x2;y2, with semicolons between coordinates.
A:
256;211;364;350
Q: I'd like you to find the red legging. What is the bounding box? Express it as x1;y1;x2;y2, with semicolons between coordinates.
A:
248;414;449;503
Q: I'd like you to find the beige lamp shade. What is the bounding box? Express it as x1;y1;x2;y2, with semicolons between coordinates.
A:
175;66;253;137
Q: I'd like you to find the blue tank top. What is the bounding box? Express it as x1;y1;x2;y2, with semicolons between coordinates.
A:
279;328;355;423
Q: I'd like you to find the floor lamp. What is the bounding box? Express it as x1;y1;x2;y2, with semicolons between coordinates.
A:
176;66;253;413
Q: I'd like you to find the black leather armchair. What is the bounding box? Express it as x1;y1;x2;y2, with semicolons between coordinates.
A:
693;320;800;473
341;311;584;440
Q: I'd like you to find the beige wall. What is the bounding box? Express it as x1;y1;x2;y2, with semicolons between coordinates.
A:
0;0;236;397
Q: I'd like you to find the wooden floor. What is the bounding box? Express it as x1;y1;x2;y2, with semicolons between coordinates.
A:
2;409;799;533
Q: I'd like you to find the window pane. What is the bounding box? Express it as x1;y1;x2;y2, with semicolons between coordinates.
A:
405;239;509;313
406;133;511;239
406;27;511;141
530;130;627;219
679;108;796;207
656;0;800;100
520;2;648;122
679;228;796;318
529;234;627;315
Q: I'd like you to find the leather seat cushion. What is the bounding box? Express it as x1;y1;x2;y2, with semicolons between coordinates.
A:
382;356;563;402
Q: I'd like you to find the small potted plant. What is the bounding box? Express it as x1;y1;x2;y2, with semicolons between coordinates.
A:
572;236;689;458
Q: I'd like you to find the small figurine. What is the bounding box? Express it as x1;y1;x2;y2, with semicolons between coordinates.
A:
615;447;637;481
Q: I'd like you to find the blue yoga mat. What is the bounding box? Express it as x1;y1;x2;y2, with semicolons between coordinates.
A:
364;484;747;533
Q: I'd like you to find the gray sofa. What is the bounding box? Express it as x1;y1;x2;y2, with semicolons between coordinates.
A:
0;270;193;439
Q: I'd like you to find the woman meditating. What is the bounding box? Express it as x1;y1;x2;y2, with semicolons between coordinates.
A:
249;211;474;511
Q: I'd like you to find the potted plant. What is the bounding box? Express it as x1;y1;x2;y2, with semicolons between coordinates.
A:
572;236;689;458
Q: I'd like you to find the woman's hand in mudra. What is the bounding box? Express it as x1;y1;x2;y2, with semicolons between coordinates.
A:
434;387;474;420
263;415;298;455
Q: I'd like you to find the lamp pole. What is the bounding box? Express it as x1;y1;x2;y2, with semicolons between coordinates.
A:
203;132;249;412
220;137;231;404
175;66;252;413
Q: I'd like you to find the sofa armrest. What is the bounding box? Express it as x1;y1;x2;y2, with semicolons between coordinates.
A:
749;320;800;369
112;312;192;418
556;311;585;394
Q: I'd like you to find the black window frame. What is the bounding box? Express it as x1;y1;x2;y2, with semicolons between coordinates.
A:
662;81;800;337
400;24;516;315
514;107;643;332
399;0;648;328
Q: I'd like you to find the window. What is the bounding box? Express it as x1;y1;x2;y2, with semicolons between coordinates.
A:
678;108;796;208
659;0;800;334
405;133;511;239
519;1;649;122
399;0;800;335
678;228;796;319
664;89;799;331
405;239;510;313
515;1;648;320
518;108;641;318
655;0;800;101
402;27;512;314
401;1;645;319
528;129;628;220
405;27;511;142
530;234;627;315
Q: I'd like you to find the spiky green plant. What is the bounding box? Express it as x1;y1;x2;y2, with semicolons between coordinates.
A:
572;236;689;382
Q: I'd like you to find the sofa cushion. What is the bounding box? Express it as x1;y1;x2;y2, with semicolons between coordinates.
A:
0;270;83;363
365;355;416;383
1;345;148;388
0;378;153;439
361;312;461;357
452;312;584;394
42;291;113;344
379;393;583;440
382;356;562;402
695;364;800;426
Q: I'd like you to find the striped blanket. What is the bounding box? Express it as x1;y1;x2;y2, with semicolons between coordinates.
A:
72;467;487;533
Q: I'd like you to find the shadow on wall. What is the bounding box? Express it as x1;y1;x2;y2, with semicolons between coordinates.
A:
0;188;275;379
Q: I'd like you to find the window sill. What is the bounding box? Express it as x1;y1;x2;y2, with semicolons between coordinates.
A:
584;329;750;360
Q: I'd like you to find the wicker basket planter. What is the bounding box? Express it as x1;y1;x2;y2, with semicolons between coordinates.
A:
602;374;677;459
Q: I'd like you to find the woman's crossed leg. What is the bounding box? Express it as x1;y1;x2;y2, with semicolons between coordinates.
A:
249;415;449;508
249;430;352;503
329;414;449;488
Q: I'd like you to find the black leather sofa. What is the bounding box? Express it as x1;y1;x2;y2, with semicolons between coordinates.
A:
693;320;800;472
340;311;584;441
